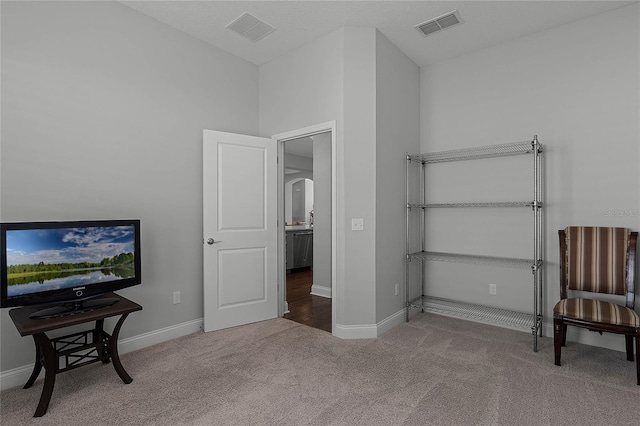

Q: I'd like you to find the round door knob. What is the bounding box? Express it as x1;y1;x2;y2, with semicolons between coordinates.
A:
207;238;215;245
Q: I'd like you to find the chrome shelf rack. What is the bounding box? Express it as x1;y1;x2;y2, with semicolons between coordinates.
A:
407;140;536;164
405;137;544;351
407;251;540;269
408;201;540;209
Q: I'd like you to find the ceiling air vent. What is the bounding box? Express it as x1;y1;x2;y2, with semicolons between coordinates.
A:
226;12;275;42
415;10;464;37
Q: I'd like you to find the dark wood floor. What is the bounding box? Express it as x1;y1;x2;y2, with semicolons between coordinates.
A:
283;268;332;333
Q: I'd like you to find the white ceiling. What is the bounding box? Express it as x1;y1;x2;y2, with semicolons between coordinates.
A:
120;1;634;67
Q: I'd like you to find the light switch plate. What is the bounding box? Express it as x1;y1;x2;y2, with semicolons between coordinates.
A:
351;218;364;231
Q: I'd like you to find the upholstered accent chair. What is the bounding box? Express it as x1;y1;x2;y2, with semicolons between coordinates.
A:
553;227;639;385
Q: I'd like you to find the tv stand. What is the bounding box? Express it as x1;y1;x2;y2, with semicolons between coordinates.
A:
8;293;142;417
29;297;120;319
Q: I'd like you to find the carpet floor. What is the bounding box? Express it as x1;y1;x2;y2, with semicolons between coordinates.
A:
1;313;639;425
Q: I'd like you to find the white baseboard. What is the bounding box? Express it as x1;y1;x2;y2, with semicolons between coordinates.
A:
0;365;36;393
310;285;331;298
334;323;377;339
334;308;405;339
117;318;203;354
0;318;203;391
3;315;625;391
541;321;626;353
376;309;406;337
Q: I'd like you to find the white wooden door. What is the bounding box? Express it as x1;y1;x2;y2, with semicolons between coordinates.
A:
203;130;277;332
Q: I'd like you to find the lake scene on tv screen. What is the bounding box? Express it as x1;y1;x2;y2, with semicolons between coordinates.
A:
5;225;136;297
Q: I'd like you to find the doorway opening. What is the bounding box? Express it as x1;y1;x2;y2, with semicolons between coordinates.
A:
274;122;336;335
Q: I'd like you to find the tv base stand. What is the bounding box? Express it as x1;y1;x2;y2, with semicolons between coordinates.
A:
8;293;142;417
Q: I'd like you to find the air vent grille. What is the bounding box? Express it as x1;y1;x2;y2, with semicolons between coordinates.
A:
226;12;275;42
415;10;464;37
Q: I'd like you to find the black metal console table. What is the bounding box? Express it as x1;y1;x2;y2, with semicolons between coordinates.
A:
8;293;142;417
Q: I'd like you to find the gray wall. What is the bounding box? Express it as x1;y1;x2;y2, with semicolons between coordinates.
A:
0;1;259;372
374;31;420;324
420;3;639;349
341;27;378;327
312;132;332;293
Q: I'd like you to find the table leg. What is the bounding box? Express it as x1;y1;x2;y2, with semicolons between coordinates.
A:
32;333;57;417
108;313;132;384
24;336;43;389
94;319;110;364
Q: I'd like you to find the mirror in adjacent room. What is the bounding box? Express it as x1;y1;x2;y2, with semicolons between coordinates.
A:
286;178;314;227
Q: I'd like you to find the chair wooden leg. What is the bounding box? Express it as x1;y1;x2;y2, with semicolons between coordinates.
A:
626;335;634;362
562;324;567;347
553;318;563;366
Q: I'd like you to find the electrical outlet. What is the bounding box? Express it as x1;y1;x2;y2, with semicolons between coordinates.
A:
489;284;497;295
394;283;400;296
173;291;181;304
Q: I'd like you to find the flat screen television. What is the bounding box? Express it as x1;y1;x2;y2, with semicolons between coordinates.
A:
1;219;141;318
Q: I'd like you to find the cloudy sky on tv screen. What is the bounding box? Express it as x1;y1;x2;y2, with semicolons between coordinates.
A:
5;225;136;296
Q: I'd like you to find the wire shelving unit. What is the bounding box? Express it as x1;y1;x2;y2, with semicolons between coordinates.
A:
405;137;544;351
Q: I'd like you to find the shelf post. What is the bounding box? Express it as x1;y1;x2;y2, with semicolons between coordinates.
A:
405;153;411;322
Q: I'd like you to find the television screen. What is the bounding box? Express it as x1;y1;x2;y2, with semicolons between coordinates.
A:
1;220;141;314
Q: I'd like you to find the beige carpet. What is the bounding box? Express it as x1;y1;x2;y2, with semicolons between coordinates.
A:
1;313;639;425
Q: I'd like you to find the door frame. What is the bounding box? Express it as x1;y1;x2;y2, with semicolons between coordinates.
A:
272;121;337;335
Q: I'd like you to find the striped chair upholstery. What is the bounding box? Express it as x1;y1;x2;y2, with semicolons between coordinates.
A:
564;226;629;295
553;226;639;386
554;298;639;328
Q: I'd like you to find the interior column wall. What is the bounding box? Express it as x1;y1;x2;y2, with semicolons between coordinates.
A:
340;27;378;328
260;27;384;333
374;30;420;327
